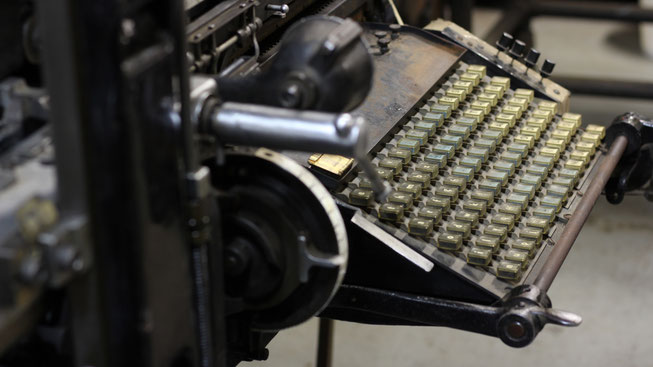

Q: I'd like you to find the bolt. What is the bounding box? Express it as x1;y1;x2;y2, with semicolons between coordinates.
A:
334;115;355;137
506;320;526;339
280;83;301;108
266;4;289;14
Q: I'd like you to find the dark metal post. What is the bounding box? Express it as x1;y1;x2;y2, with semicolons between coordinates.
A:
316;318;335;367
533;135;628;291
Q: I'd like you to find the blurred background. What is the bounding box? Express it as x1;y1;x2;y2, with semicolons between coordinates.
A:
251;1;653;366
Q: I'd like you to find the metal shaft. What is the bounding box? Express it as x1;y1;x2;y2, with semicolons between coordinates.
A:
210;102;391;200
533;135;628;291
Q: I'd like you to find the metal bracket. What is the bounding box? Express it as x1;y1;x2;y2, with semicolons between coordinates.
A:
323;284;581;348
604;112;653;203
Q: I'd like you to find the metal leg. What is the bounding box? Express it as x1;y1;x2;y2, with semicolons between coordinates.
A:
316;318;334;367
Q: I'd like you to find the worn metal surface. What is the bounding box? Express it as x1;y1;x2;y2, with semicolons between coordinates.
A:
287;24;465;167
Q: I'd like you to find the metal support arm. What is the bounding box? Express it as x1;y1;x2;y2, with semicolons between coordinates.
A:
323;284;581;348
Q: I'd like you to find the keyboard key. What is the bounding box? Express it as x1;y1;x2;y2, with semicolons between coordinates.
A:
486;169;509;185
484;84;505;98
447;221;471;239
471;100;491;115
433;143;456;159
452;166;474;182
460;72;481;86
505;249;529;269
416;162;439;179
498;203;523;219
398;182;422;199
484;224;508;242
443;176;467;190
426;196;451;209
418;207;442;223
562;112;582;128
388;191;413;209
463;200;487;216
397;138;421;154
507;192;529;210
513;183;536;200
514;88;534;102
455;211;480;227
423;112;445;126
476;235;500;252
430;104;452;118
477;92;498;106
460;156;482;172
435;186;459;200
425;152;447;166
379;157;404;175
467;64;486;78
490;76;510;90
520;227;543;245
512;239;536;257
520;173;543;189
533;206;556;223
498;261;522;280
453;80;474;94
388;148;412;164
379;203;404;222
438;232;463;251
349;188;374;207
492;213;516;231
538;100;558;114
408;217;434;236
479;179;502;196
414;121;438;137
467;247;493;266
438;96;460;110
441;134;463;150
586;124;606;139
406;129;429;145
471;189;495;205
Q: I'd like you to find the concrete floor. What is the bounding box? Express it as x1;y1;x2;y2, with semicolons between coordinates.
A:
250;10;653;367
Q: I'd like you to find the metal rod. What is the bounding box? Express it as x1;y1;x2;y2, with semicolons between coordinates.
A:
316;318;334;367
210;102;391;200
533;135;628;291
533;1;653;22
552;76;653;100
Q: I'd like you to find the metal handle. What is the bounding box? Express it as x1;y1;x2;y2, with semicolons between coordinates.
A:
209;102;391;200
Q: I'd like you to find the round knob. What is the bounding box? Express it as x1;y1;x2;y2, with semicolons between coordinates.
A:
540;59;556;77
378;38;390;54
374;31;388;39
509;40;526;59
524;48;541;68
496;32;514;52
389;24;401;39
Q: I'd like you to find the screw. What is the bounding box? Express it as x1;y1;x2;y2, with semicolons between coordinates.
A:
280;83;301;108
378;38;390;54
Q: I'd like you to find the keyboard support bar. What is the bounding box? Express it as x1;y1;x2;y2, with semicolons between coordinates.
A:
533;135;628;291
